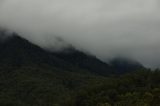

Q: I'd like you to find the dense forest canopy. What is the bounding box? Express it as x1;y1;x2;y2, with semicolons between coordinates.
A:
0;66;160;106
0;31;159;106
0;0;160;105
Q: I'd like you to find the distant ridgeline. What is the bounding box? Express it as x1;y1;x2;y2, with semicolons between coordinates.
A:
1;29;159;106
0;29;144;75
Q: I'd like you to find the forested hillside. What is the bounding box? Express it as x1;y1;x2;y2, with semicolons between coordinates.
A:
0;66;160;106
0;31;159;106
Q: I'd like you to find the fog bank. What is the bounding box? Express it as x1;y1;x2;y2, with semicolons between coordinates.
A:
0;0;160;68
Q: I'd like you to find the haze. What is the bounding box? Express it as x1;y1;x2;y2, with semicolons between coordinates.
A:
0;0;160;68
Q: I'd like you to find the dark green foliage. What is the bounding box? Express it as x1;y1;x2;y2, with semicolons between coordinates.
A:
0;65;101;106
62;69;160;106
0;66;160;106
0;31;159;106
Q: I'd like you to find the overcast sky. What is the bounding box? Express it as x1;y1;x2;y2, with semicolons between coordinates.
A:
0;0;160;68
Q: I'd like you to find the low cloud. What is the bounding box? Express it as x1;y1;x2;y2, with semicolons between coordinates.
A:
0;0;160;68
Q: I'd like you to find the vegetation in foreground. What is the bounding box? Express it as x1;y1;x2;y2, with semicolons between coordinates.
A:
0;31;159;106
0;65;160;106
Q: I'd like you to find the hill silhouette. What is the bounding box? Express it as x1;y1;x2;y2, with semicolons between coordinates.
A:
0;30;155;106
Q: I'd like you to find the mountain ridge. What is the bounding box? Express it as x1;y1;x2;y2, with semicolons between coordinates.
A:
0;30;154;106
0;30;144;75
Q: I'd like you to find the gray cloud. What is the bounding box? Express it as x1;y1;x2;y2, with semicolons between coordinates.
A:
0;0;160;68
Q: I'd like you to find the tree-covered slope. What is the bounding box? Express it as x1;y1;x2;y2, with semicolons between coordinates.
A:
0;65;160;106
0;31;143;75
0;31;113;75
0;30;156;106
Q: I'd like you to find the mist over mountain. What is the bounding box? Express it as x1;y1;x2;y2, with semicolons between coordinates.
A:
0;1;160;105
0;30;143;75
1;31;160;106
0;0;160;68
